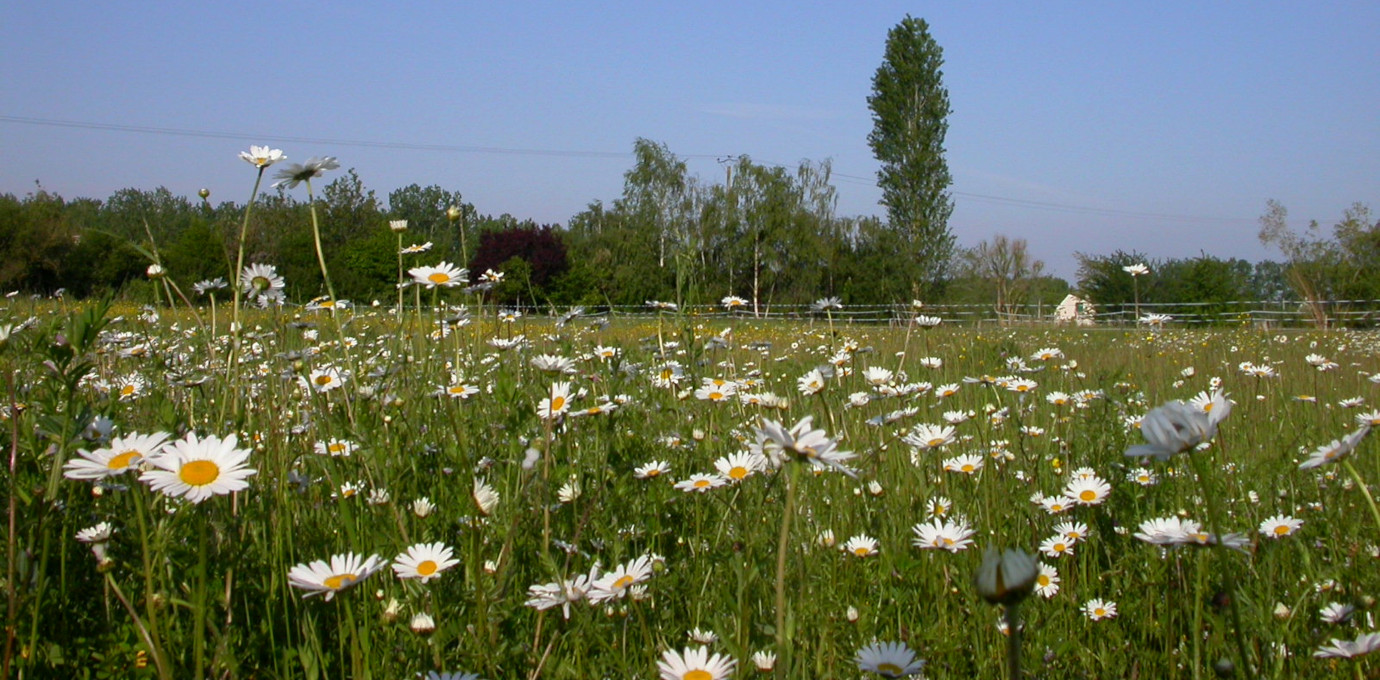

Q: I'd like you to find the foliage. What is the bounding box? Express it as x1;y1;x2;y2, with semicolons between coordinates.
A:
867;15;956;297
469;224;569;305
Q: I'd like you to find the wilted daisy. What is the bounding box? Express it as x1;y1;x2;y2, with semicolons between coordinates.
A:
1259;514;1302;539
287;552;385;600
1084;598;1118;621
755;416;856;476
525;565;599;619
843;534;880;558
1320;602;1355;624
472;478;499;516
139;432;256;503
392;542;459;583
657;646;735;680
855;641;925;678
412;497;437;518
750;650;776;672
64;431;171;481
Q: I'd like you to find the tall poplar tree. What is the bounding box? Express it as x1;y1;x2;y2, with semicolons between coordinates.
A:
867;15;955;296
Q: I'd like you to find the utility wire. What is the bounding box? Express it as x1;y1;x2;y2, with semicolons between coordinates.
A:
2;113;1266;224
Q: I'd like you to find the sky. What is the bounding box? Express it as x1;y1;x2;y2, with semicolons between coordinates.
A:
2;2;1377;280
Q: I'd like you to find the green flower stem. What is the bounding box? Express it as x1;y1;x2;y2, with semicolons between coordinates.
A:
1004;603;1022;680
304;178;337;305
228;167;267;420
1188;452;1256;678
774;463;800;680
1341;460;1380;535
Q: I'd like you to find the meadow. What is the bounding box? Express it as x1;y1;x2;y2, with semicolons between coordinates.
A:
4;293;1380;680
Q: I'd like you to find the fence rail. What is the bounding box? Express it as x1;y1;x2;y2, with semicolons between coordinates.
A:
569;299;1380;329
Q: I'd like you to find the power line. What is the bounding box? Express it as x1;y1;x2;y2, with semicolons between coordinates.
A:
2;113;1265;224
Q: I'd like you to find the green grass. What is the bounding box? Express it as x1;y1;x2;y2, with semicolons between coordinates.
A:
4;300;1380;679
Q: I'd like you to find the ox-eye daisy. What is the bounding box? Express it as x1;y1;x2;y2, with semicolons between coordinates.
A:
392;542;460;583
288;552;385;600
64;431;170;481
139;432;256;503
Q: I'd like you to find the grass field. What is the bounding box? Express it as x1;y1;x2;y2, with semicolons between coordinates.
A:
4;298;1380;679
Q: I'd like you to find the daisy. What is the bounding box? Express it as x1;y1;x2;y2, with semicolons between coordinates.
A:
755;416;857;476
408;262;467;289
750;650;776;671
76;522;114;544
1034;563;1060;598
1039;535;1075;559
1134;517;1199;545
525;565;600;619
400;241;433;254
240;263;286;304
687;627;719;645
942;454;984;474
589;555;654;604
1320;602;1355;624
592;345;620;360
304;366;346;393
1355;410;1380;428
657;646;736;680
1084;598;1118;621
313;438;354;457
139;432;256;504
537;382;572;420
1065;476;1111;506
797;368;827;395
1039;495;1078;515
934;383;961;399
1053;521;1090;543
532;354;578;375
903;423;956;450
287;552;385;600
1314;632;1380;658
674;473;728;493
911;517;975;552
1258;514;1302;539
721;295;748;309
1299;427;1370;469
472;479;499;516
272;156;339;189
64;431;171;481
439;381;480;399
855;641;925;678
843;534;880;558
239;145;285;168
925;496;953;518
634;461;671;479
1006;378;1039;394
713;452;763;483
392;542;460;583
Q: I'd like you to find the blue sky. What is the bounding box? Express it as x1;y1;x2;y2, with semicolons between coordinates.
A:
2;2;1377;279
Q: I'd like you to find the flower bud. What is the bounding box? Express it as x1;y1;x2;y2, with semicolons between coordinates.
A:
389;219;408;233
446;206;463;221
975;547;1038;606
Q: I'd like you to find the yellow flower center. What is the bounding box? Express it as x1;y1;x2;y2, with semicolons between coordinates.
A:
328;443;346;454
878;663;904;674
961;464;975;473
120;385;136;397
728;466;748;480
693;479;710;488
928;438;945;447
684;671;713;680
550;396;566;411
1094;608;1106;617
1079;490;1097;502
108;450;140;469
323;573;358;590
1273;524;1291;535
709;391;724;401
428;272;449;284
416;560;437;576
939;538;954;547
613;575;635;589
854;547;870;557
179;460;220;486
314;375;333;386
1037;574;1050;587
